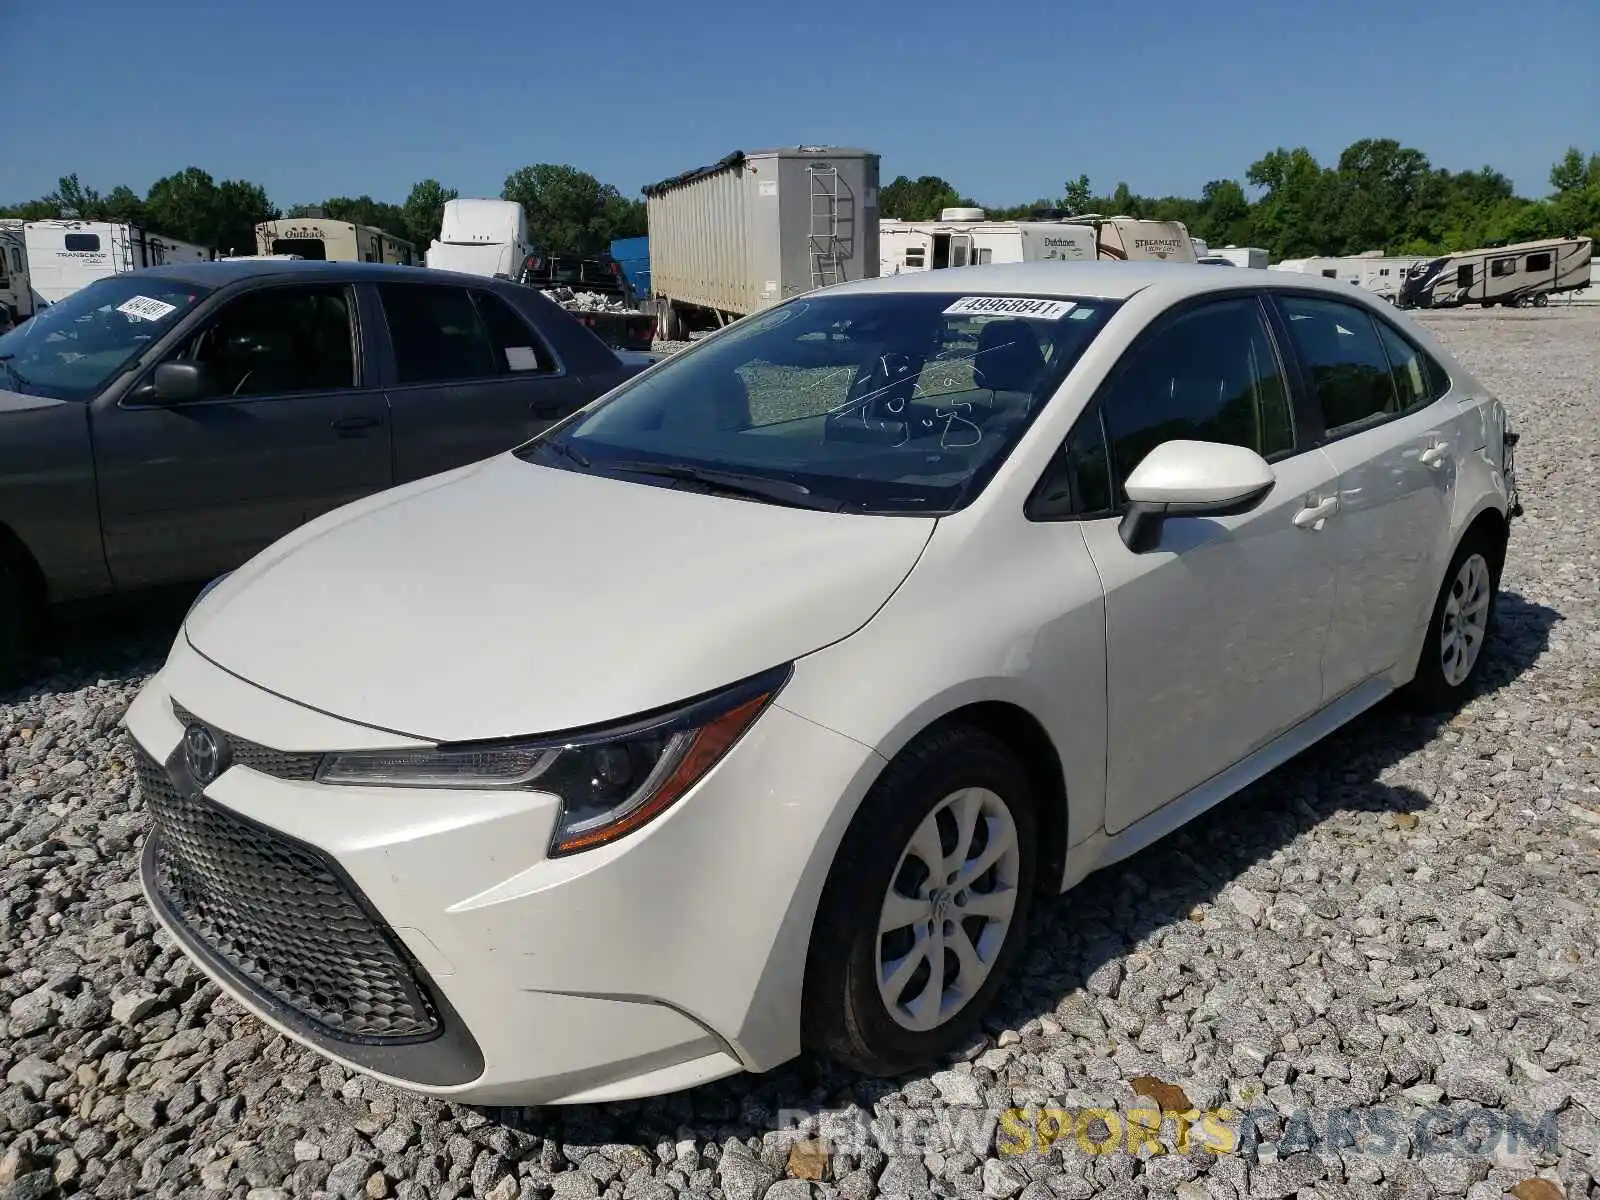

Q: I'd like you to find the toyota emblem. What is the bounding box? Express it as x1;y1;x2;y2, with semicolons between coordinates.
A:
183;724;222;785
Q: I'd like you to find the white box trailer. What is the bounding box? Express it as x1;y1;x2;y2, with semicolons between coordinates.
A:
1212;245;1269;269
425;198;531;279
644;146;880;339
21;220;216;306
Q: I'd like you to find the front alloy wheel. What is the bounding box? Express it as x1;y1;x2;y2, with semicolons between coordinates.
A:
804;725;1037;1076
876;787;1021;1032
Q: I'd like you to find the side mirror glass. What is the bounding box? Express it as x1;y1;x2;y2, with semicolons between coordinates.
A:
1119;439;1275;552
151;360;210;404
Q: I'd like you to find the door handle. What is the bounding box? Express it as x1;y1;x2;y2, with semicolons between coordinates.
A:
1292;495;1339;531
1419;442;1451;469
331;415;381;435
530;397;566;418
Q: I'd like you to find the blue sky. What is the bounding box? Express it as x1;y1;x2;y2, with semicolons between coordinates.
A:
5;0;1597;210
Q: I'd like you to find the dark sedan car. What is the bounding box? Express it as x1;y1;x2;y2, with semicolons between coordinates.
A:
0;259;649;676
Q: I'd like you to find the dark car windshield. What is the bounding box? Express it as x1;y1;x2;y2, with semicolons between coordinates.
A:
0;276;210;401
519;290;1120;513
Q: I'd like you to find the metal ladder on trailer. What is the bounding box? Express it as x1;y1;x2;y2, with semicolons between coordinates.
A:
808;166;852;290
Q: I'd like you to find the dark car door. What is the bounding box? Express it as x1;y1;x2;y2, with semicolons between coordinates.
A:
91;280;392;589
374;281;591;484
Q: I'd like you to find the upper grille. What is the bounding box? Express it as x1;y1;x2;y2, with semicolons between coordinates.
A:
170;702;322;781
135;747;440;1042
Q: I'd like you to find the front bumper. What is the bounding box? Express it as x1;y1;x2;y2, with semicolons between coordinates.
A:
127;636;883;1104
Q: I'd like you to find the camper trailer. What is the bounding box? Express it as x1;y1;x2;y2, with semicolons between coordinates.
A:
879;209;1196;274
0;220;33;320
879;212;1096;274
424;199;530;278
1397;236;1593;309
1271;251;1428;302
255;218;418;265
21;220;215;306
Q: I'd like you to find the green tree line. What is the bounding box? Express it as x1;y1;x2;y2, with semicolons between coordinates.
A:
9;140;1595;263
881;139;1600;259
2;164;648;257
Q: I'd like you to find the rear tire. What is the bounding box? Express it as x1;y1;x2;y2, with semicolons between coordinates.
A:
802;724;1037;1077
1402;533;1499;712
1533;293;1549;308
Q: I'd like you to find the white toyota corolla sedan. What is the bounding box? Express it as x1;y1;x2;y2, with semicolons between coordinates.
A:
126;262;1519;1105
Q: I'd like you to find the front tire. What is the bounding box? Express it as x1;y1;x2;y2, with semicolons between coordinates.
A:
803;725;1037;1076
1403;535;1499;712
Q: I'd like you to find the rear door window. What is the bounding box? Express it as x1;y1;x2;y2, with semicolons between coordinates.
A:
472;290;557;374
378;284;498;384
1275;296;1398;434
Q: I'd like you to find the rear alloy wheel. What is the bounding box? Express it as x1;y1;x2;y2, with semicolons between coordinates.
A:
803;726;1037;1076
1403;537;1498;711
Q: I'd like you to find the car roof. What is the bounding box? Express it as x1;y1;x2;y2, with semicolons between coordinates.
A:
134;259;493;289
823;261;1378;303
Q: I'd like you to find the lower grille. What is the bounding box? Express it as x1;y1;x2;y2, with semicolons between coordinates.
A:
135;747;440;1042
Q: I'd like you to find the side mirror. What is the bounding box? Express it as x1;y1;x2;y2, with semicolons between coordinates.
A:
151;361;210;403
1119;439;1275;552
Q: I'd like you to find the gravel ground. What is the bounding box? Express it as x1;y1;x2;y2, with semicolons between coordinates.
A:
3;308;1598;1200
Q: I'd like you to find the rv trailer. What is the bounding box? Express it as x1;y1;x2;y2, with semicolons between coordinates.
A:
644;146;881;339
880;209;1196;275
1270;251;1429;301
21;220;217;306
0;220;33;320
255;218;418;266
880;211;1096;274
1397;236;1593;309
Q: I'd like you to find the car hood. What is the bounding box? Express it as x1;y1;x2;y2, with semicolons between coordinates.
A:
185;453;936;743
0;388;69;415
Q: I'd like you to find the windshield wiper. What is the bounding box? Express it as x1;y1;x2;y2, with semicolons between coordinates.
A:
534;436;591;469
607;460;845;511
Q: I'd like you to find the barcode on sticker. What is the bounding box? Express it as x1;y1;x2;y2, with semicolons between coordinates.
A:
944;296;1075;320
117;296;178;321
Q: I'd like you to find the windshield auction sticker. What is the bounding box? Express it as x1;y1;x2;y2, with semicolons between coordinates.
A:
944;296;1076;320
117;296;179;322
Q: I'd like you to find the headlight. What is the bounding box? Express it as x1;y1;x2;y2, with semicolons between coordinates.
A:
316;664;791;856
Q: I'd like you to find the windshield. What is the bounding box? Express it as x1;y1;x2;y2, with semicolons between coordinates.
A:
520;290;1120;512
0;275;210;400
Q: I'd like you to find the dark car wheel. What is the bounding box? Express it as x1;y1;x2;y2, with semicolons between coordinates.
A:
803;724;1037;1077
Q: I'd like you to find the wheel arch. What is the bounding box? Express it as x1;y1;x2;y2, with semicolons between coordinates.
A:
0;517;50;624
1460;503;1510;581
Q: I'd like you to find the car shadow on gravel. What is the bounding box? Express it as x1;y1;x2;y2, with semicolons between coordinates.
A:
2;586;199;706
476;590;1560;1146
